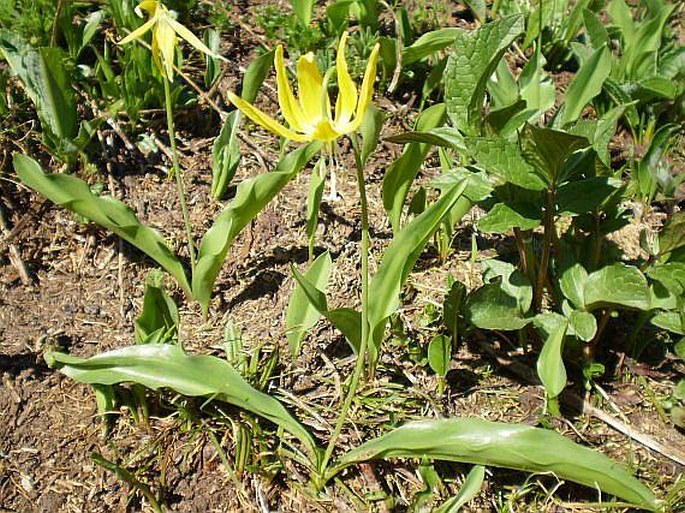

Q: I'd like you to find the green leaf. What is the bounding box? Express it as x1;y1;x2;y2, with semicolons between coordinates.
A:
382;103;446;232
561;45;612;126
465;137;547;191
386;127;465;150
560;263;589;309
402;28;461;65
556;177;622;215
193;142;321;312
520;125;589;186
658;212;685;257
46;344;318;459
465;284;532;331
332;419;660;510
518;46;555;121
568;310;597;342
291;267;362;353
135;272;179;344
584;264;651;311
427;335;451;378
211;110;241;199
290;0;314;26
306;158;327;250
444;280;466;345
0;32;77;150
651;312;684;335
241;49;275;104
368;181;469;362
444;15;524;135
14;154;190;294
477;202;541;234
435;465;485;513
360;105;385;166
583;9;610;50
286;252;332;359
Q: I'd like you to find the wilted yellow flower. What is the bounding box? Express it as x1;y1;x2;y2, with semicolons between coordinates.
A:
118;0;221;81
227;33;380;142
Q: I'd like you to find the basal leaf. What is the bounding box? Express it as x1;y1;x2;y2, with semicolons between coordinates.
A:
286;252;332;359
332;419;660;510
560;262;589;310
658;211;685;257
369;181;468;362
402;28;461;65
383;103;446;232
427;335;451;377
444;15;524;135
193;142;321;312
46;344;318;459
435;465;485;513
561;45;612;126
211;110;241;199
535;313;568;401
14;154;190;294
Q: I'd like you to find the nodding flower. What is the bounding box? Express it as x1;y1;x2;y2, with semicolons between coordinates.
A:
118;0;223;82
227;33;380;143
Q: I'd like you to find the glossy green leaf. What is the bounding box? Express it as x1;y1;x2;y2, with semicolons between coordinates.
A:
561;45;612;126
556;177;622;216
360;105;385;166
402;28;461;65
651;312;684;335
14;154;190;294
135;272;179;345
560;263;589;309
241;49;276;104
435;465;485;513
193;142;321;312
369;181;469;362
584;264;651;311
382;103;446;231
428;335;451;378
477;202;541;234
444;15;524;135
332;419;660;510
520;125;589;186
465;285;532;331
535;313;568;402
286;252;332;359
658;212;685;257
45;344;318;459
0;32;77;144
211;110;241;199
291;266;362;353
568;310;597;342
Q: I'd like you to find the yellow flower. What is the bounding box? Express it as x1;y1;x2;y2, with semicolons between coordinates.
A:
227;33;380;142
118;0;221;81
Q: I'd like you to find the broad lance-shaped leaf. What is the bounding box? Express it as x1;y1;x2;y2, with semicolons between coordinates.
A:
368;180;469;364
383;103;446;232
435;465;485;513
444;15;524;135
286;252;332;359
193;142;321;312
560;45;612;126
45;344;318;460
402;28;461;65
14;154;190;294
331;419;660;511
535;313;568;404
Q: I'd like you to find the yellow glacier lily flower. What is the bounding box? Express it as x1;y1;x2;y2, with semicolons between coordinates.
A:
227;33;380;143
118;0;221;82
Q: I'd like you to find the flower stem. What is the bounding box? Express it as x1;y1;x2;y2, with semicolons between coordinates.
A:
318;134;370;483
163;78;196;272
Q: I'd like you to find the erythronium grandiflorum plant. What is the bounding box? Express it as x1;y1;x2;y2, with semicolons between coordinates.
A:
229;32;382;478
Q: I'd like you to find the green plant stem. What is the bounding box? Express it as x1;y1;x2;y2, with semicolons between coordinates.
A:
163;78;196;272
318;135;370;484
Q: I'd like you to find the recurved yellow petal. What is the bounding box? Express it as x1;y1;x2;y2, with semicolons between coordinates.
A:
311;118;341;142
167;17;222;61
155;19;177;81
135;0;158;16
117;16;156;45
346;43;380;133
297;53;324;123
226;91;311;142
334;32;357;125
275;46;306;131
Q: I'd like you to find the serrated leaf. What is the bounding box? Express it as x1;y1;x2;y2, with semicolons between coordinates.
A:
46;345;318;459
193;142;321;312
477;202;541;234
286;252;332;359
444;15;524;135
465;137;547;191
332;419;660;510
556;177;622;215
521;125;589;186
14;154;190;294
